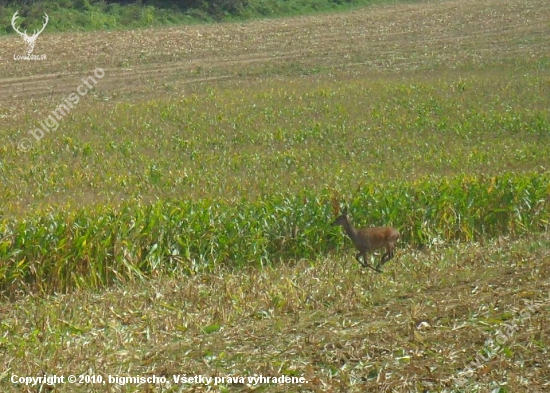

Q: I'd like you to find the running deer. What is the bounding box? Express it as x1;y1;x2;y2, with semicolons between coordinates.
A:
331;207;399;272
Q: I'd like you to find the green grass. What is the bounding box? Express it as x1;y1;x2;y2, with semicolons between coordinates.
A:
3;69;549;218
3;59;550;293
1;0;417;34
1;172;549;294
1;62;549;294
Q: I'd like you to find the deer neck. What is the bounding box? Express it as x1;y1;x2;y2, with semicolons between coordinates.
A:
342;220;360;244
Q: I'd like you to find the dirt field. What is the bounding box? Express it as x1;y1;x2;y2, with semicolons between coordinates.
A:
1;0;548;109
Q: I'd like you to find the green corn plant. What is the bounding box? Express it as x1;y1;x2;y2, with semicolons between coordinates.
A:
0;172;548;294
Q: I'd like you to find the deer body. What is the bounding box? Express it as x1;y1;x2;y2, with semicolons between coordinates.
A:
332;207;399;272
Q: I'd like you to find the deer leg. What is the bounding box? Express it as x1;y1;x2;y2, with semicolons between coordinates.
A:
357;252;382;272
375;246;392;272
369;264;382;273
374;256;385;272
356;252;372;268
356;252;369;267
365;262;381;272
379;245;395;267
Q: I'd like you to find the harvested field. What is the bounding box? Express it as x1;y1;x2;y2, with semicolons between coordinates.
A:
1;0;548;104
2;235;550;392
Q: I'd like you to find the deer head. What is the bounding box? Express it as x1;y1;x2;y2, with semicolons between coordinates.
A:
331;206;349;227
12;11;49;56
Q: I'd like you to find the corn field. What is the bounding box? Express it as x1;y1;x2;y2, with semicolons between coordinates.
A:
1;171;548;294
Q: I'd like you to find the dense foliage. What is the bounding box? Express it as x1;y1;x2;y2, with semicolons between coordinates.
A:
1;0;379;33
1;172;548;293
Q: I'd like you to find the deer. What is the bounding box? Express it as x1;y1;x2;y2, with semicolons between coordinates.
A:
331;206;399;273
11;11;49;56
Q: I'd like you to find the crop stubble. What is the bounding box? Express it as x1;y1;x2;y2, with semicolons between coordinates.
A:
0;0;548;106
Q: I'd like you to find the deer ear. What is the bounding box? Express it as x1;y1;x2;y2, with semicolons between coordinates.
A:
330;196;340;216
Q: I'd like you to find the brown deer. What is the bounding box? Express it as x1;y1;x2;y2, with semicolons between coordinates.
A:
331;207;399;272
